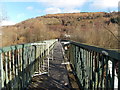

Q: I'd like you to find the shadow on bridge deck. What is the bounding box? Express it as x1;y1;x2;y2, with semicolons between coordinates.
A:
26;42;76;90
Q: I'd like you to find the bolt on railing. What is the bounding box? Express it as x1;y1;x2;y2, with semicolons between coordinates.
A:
0;39;58;90
62;40;120;90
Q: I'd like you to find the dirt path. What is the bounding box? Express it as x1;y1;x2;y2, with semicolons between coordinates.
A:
26;42;71;90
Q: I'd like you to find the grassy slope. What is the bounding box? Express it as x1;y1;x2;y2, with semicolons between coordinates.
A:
1;12;119;49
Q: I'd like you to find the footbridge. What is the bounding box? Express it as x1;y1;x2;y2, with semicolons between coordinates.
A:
0;39;119;90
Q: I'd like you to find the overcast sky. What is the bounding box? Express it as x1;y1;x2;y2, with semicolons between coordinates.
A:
0;0;119;26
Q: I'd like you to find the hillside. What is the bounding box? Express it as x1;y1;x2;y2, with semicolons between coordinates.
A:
1;12;119;49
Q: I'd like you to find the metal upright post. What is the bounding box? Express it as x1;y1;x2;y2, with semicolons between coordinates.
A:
5;52;9;86
38;46;40;73
43;44;45;70
52;46;53;61
48;43;50;76
8;51;12;89
0;52;4;89
118;61;120;89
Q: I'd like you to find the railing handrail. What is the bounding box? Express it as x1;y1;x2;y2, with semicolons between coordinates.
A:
0;39;57;53
65;40;120;60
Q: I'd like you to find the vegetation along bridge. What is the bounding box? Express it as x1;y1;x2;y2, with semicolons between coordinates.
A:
0;39;119;90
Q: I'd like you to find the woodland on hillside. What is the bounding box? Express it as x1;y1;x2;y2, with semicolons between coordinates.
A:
0;12;119;49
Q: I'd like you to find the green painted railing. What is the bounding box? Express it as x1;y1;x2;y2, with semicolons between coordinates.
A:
62;40;120;90
0;39;58;90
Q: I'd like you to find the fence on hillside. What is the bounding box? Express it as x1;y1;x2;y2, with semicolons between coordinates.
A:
0;39;58;90
63;40;120;90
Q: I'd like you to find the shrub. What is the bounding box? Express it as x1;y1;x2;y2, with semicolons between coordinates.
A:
110;17;119;24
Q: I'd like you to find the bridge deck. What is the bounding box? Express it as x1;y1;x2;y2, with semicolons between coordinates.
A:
26;42;71;90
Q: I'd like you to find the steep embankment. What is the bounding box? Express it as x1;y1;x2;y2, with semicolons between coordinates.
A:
1;12;119;49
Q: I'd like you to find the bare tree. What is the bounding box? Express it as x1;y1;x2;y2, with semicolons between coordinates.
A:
0;5;8;47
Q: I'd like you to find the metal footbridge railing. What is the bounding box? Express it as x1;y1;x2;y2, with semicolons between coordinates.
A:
0;39;119;90
0;39;58;90
62;40;120;90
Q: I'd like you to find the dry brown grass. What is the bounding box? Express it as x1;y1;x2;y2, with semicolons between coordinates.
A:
70;20;118;49
1;20;60;47
0;12;119;49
